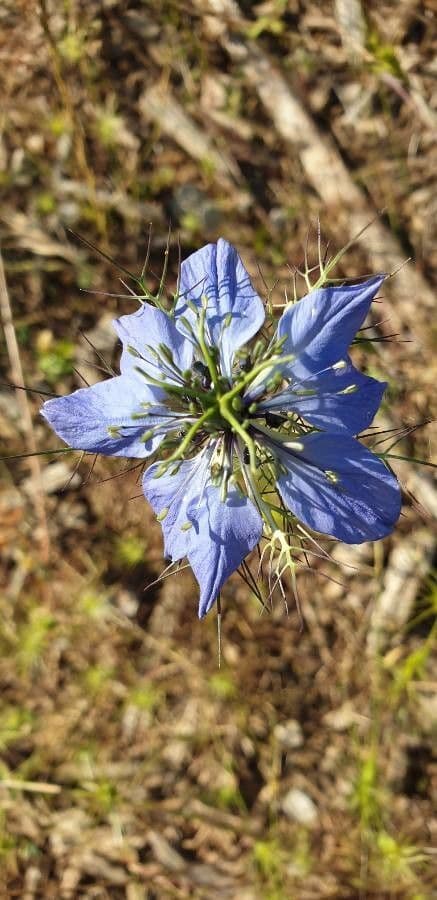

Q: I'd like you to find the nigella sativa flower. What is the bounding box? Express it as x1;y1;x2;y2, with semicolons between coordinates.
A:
42;238;401;617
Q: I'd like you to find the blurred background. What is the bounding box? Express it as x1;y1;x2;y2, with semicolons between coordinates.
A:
0;1;436;897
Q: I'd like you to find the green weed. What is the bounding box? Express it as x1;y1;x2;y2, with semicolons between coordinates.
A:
127;684;162;713
114;535;148;569
0;707;34;752
253;838;288;899
37;339;75;383
208;672;237;701
82;665;114;696
16;608;56;672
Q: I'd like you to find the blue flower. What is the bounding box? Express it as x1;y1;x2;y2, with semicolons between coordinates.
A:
42;238;401;617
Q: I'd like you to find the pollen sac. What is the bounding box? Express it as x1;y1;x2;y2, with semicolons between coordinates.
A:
338;384;358;395
158;343;175;365
191;360;211;389
265;373;283;392
235;350;252;373
265;411;287;428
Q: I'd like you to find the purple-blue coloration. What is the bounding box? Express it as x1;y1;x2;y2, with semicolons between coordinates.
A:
176;238;265;377
41;238;401;617
267;432;401;543
142;453;263;618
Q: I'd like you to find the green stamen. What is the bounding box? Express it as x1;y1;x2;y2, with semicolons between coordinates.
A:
197;304;219;388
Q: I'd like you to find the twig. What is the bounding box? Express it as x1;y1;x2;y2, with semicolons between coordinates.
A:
0;247;50;562
0;778;61;795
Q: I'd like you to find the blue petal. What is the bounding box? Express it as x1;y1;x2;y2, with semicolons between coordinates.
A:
277;276;385;381
272;432;401;543
143;453;263;617
257;358;386;434
188;483;263;617
42;376;172;457
142;454;211;561
113;304;193;385
176;238;265;377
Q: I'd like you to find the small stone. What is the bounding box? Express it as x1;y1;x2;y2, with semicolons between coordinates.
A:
281;788;318;826
26;133;44;154
148;831;186;872
415;692;437;735
274;719;304;750
330;541;373;572
24;461;81;495
323;701;366;732
367;531;435;654
77;314;118;386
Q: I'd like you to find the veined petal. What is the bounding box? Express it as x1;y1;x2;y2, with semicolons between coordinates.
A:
176;238;265;377
142;453;211;561
258;359;386;434
41;376;171;457
113;304;193;384
187;483;263;618
277;276;385;381
271;432;401;543
143;452;263;618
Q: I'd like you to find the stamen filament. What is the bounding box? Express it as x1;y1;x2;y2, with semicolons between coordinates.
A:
156;407;216;474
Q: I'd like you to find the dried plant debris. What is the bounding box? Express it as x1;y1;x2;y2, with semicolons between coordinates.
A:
0;0;436;897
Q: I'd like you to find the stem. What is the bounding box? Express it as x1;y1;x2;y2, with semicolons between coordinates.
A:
380;453;437;469
198;305;220;388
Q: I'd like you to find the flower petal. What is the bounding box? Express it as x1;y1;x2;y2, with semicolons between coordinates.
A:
143;452;263;617
272;432;401;543
113;304;193;385
257;358;386;434
142;454;211;561
176;238;265;376
42;376;172;457
277;276;385;380
187;483;263;617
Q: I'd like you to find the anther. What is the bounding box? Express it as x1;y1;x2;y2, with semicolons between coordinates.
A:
338;384;358;395
265;411;286;428
158;343;175;365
